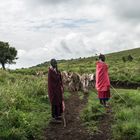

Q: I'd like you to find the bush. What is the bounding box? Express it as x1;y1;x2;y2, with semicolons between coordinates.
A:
111;89;140;140
0;72;51;140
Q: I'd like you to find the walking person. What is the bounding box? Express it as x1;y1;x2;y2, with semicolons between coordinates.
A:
48;59;65;123
95;54;111;108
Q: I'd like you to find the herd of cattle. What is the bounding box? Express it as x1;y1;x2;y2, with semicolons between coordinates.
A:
61;71;95;93
36;70;95;93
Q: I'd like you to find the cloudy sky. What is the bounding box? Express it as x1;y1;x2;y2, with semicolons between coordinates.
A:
0;0;140;69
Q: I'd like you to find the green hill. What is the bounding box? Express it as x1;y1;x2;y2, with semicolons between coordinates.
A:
12;47;140;87
0;48;140;139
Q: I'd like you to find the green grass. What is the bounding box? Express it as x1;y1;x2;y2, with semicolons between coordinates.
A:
111;89;140;140
64;91;71;100
0;70;71;140
11;48;140;86
80;91;106;134
81;88;140;140
78;91;85;100
1;47;140;139
0;70;50;140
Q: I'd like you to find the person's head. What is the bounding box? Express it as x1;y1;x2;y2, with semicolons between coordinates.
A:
99;54;105;62
50;59;57;69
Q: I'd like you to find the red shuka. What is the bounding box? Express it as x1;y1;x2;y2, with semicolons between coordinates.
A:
96;61;110;91
48;67;64;105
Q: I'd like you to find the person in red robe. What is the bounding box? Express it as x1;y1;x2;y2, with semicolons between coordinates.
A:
48;59;65;122
95;54;110;107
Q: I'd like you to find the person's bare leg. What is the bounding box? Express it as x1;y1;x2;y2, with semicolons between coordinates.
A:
103;100;107;107
100;99;103;105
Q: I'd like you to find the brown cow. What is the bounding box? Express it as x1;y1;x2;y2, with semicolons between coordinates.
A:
61;71;95;93
68;72;81;92
61;71;81;92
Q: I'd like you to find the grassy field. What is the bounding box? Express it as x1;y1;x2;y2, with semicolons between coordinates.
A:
1;70;140;140
80;90;105;133
0;70;50;140
0;70;70;140
111;89;140;140
1;48;140;139
12;48;140;86
81;88;140;140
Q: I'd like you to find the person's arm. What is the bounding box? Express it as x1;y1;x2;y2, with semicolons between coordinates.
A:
62;100;65;111
60;72;64;92
48;69;54;103
59;72;64;100
59;72;65;111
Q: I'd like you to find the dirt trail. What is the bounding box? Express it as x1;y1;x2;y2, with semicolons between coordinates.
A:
45;93;112;140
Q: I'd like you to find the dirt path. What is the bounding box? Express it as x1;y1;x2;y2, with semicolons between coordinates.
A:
45;92;112;140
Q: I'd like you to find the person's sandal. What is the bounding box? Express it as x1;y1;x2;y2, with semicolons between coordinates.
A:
50;118;62;124
57;116;62;120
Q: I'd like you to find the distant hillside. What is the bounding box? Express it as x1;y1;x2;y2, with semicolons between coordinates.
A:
12;48;140;87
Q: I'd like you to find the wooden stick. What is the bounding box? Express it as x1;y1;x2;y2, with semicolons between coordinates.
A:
62;112;66;128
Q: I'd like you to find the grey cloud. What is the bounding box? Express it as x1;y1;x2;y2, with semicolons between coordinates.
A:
61;40;72;54
30;18;98;31
25;0;102;6
110;0;140;23
25;0;76;6
0;0;139;69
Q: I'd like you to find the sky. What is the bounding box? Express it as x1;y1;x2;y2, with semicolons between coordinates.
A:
0;0;140;69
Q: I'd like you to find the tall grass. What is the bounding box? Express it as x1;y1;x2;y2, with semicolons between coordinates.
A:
0;69;71;140
0;70;50;140
12;48;140;86
111;89;140;140
80;91;105;133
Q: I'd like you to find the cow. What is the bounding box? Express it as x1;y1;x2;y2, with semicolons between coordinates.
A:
61;71;95;93
80;73;95;93
80;74;89;93
61;71;81;92
61;71;71;91
68;72;81;92
88;73;95;88
36;71;44;76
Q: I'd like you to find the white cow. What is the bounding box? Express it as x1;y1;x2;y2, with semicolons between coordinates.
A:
80;73;95;93
61;71;81;92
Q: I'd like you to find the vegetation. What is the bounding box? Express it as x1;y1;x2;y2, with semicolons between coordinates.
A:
0;70;70;140
111;89;140;140
0;70;50;140
81;89;140;140
1;47;140;139
80;90;105;133
11;48;140;87
0;41;17;70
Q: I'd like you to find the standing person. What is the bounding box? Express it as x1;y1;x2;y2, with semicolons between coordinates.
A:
48;59;65;122
95;54;110;108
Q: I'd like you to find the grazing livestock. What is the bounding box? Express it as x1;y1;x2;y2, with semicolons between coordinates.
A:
68;72;81;92
80;74;89;93
36;71;44;76
61;71;71;91
61;71;95;93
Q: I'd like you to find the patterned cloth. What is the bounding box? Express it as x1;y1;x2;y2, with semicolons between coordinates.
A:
48;66;64;118
96;61;110;91
96;61;111;100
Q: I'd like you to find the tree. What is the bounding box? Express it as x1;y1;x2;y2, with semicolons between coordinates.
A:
122;56;126;62
0;41;17;70
127;54;133;62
